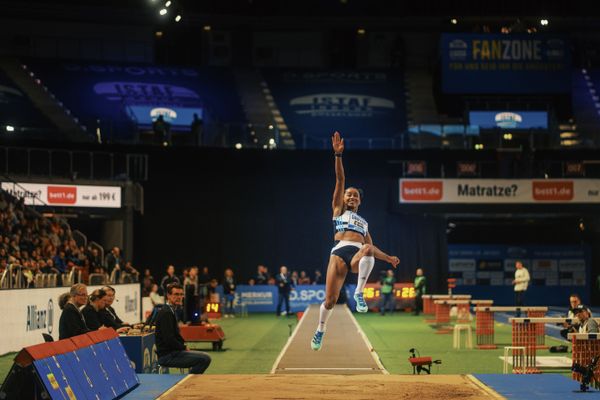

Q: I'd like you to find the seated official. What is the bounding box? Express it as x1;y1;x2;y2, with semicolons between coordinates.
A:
561;294;583;339
81;289;108;331
574;304;599;334
100;286;130;333
59;283;90;340
155;283;211;374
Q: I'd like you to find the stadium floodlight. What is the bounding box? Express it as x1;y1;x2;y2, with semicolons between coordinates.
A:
203;25;212;31
175;15;182;22
159;8;167;15
235;143;242;149
450;18;458;25
165;1;171;7
357;28;366;35
269;138;275;145
540;19;548;26
6;125;15;132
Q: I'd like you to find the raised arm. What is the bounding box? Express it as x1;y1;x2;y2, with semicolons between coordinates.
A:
365;233;400;268
332;131;345;216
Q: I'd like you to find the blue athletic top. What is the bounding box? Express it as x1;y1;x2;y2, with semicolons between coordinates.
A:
332;210;368;237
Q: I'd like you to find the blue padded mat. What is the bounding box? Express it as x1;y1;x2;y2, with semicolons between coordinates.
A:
475;373;599;399
122;374;185;399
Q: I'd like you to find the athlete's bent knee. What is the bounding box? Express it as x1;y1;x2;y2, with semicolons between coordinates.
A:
362;244;374;256
324;296;337;309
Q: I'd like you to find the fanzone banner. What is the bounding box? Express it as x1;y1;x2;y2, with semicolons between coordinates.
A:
399;179;600;204
1;182;121;208
441;33;571;94
0;284;140;355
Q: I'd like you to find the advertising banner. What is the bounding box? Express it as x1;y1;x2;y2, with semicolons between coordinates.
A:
469;111;548;129
26;61;243;137
448;244;590;306
263;70;407;145
217;284;358;313
0;284;140;355
441;33;571;93
1;182;121;208
399;179;600;204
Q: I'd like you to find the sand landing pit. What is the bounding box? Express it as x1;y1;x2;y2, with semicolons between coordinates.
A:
158;374;500;400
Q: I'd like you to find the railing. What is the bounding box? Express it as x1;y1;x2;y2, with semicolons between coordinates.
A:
72;229;87;248
0;146;148;182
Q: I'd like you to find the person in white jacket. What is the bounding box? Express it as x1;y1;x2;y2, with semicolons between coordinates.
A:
512;261;530;317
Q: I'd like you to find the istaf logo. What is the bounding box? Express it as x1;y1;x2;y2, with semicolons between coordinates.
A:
47;186;77;204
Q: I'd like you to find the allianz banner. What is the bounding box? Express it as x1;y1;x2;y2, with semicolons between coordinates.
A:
399;179;600;204
263;70;407;143
0;284;140;355
440;33;571;94
218;284;357;313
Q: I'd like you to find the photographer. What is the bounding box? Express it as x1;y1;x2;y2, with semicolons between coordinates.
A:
560;294;584;339
573;305;598;334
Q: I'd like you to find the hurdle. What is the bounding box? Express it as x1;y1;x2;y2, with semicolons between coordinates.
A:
423;294;471;316
568;333;600;390
510;316;579;374
475;307;548;349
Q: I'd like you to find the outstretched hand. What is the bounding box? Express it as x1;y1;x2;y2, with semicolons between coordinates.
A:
388;256;400;269
332;131;344;154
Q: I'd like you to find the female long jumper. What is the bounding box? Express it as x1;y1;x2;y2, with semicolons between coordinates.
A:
311;131;400;351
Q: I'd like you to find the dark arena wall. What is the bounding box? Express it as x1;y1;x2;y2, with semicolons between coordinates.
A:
134;146;600;303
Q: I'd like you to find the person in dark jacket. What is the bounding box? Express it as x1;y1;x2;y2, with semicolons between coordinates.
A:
81;289;108;331
222;268;236;318
155;283;211;374
276;265;295;316
59;283;90;339
100;286;130;332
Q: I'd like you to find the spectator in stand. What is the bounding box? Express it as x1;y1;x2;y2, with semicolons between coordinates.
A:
276;266;294;316
184;266;200;323
248;278;256;286
58;292;71;310
298;270;311;285
153;114;171;146
191;113;204;146
142;268;155;296
255;265;269;285
161;265;180;296
53;250;68;273
155;283;211;374
81;289;108;331
290;270;299;286
222;268;236;318
124;261;140;281
313;270;323;285
88;247;104;273
149;283;164;306
59;283;90;340
100;286;130;333
106;247;124;282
